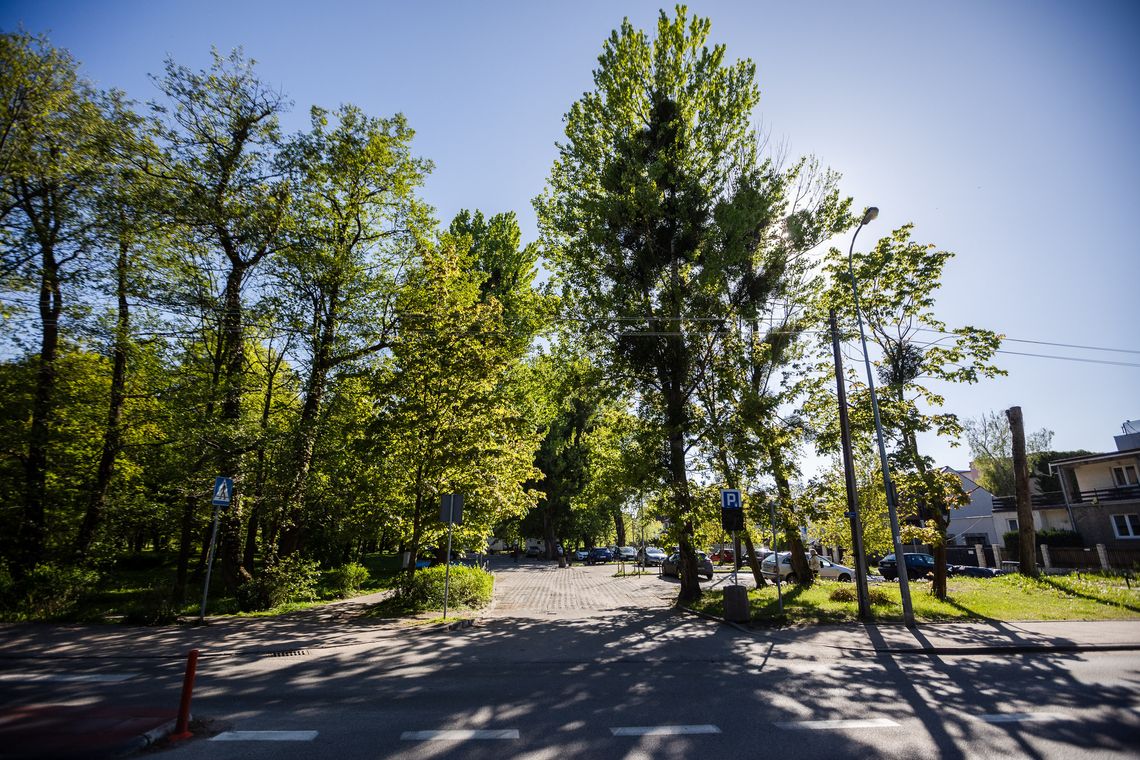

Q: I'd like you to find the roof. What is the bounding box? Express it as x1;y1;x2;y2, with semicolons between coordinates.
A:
940;466;993;497
1047;447;1140;472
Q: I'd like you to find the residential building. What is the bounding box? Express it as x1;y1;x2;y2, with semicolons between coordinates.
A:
943;467;1000;547
1046;424;1140;549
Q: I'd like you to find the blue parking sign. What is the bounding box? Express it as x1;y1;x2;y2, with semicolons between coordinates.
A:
720;489;741;510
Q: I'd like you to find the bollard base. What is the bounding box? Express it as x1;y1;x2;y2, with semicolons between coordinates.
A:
723;584;750;623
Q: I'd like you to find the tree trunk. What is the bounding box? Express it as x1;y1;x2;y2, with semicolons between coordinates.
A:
742;531;766;587
613;509;626;547
74;231;131;561
216;264;250;590
771;447;811;585
1007;406;1038;577
173;494;197;602
17;239;62;578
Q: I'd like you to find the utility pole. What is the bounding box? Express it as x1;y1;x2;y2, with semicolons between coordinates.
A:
1006;406;1038;577
830;309;872;620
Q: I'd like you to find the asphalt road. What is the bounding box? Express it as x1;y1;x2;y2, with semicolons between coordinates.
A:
3;560;1139;759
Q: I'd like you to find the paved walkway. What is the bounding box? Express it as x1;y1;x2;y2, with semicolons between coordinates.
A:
485;558;678;617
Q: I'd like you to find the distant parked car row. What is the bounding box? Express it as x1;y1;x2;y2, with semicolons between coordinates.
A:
661;551;715;580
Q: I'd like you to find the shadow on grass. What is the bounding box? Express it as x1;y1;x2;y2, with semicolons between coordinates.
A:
1038;574;1140;614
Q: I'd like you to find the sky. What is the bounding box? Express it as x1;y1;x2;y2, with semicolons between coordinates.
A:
3;0;1138;472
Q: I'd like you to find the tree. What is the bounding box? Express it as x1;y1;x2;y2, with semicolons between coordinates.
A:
822;223;1004;599
0;32;121;576
151;49;291;589
964;409;1053;496
536;7;766;602
272;104;430;556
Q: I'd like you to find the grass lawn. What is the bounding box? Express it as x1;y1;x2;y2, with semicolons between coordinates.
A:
688;573;1140;625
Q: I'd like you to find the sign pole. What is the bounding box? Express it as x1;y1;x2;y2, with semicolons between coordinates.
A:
732;529;738;586
199;505;220;622
770;499;783;615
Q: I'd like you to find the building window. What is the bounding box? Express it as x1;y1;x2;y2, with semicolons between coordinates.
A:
1007;519;1018;532
1112;465;1138;487
1111;514;1140;539
964;533;989;546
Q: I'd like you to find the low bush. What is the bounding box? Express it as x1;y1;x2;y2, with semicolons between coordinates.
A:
828;584;892;606
1003;529;1082;550
122;580;179;625
400;565;493;611
20;564;101;619
237;555;321;611
329;562;370;596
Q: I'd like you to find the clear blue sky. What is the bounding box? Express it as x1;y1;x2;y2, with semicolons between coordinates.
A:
4;0;1138;469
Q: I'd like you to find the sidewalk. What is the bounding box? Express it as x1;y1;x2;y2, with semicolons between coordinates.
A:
0;704;178;759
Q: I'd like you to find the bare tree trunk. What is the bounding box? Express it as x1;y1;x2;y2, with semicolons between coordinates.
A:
1007;406;1038;577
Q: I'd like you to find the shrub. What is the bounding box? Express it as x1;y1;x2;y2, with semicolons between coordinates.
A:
828;585;891;606
21;564;100;619
123;580;178;625
237;555;321;611
1003;529;1083;551
400;565;493;611
329;562;370;596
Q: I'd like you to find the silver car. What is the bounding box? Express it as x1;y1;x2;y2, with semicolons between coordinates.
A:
761;552;858;583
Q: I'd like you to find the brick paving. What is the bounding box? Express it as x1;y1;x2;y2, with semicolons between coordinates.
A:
484;557;683;618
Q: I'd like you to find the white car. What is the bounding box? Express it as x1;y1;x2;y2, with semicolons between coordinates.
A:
760;551;858;582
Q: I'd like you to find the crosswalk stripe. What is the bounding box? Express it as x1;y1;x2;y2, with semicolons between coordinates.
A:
776;718;900;730
0;673;136;683
610;725;721;736
401;729;520;740
211;731;319;741
978;713;1069;723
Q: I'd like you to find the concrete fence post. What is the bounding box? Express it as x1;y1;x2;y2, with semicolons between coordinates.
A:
974;544;986;568
1040;544;1052;570
992;544;1003;567
1096;543;1110;570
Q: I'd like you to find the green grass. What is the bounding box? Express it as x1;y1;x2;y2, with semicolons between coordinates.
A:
1;551;407;624
688;574;1140;625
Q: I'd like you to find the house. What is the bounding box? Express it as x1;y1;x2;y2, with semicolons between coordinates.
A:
943;466;1000;547
1045;423;1140;550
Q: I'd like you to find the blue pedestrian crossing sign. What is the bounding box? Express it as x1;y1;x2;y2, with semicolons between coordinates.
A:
212;476;234;508
721;489;742;510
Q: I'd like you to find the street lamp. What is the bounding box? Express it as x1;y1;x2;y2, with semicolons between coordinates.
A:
847;206;916;627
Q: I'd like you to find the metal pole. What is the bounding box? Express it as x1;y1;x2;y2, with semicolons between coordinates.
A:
199;507;221;622
847;211;915;627
830;308;872;620
443;496;453;620
732;529;738;587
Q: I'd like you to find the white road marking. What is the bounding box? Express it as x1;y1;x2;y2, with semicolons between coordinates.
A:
211;731;319;741
776;718;900;730
0;673;136;683
978;713;1070;723
401;729;520;740
610;725;722;736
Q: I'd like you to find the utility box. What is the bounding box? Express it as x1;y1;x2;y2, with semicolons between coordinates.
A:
723;584;749;623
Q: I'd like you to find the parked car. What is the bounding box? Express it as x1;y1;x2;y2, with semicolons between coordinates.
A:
662;551;715;580
878;552;936;581
709;548;735;565
759;552;857;582
525;545;542;558
614;546;638;563
587;547;613;564
574;548;590;562
949;564;1002;578
637;546;667;567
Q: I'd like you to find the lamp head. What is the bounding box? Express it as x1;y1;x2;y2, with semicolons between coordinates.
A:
861;207;879;225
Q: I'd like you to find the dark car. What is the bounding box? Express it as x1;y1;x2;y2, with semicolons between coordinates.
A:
637;546;667;566
587;547;613;564
949;564;1002;578
878;552;935;581
662;551;714;580
614;546;638;563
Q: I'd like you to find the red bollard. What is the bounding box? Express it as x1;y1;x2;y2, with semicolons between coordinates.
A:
171;649;199;741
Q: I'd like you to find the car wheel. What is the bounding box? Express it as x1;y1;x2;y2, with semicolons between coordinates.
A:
785;572;797;583
705;573;713;580
838;573;851;582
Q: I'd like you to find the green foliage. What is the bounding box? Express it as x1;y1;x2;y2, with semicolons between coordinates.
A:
1003;529;1082;550
122;579;178;625
236;555;321;611
828;584;891;605
328;562;370;595
14;564;101;620
398;565;493;611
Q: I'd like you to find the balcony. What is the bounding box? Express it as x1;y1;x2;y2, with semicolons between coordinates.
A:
992;484;1140;510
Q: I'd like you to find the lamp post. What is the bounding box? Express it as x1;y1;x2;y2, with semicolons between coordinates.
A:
847;207;916;628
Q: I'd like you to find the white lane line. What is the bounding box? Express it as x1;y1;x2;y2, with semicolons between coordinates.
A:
0;673;136;683
401;729;520;741
776;718;900;730
978;713;1070;723
211;731;319;741
610;725;722;736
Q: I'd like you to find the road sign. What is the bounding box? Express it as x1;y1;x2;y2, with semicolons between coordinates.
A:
212;477;233;508
440;493;464;525
720;489;743;531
